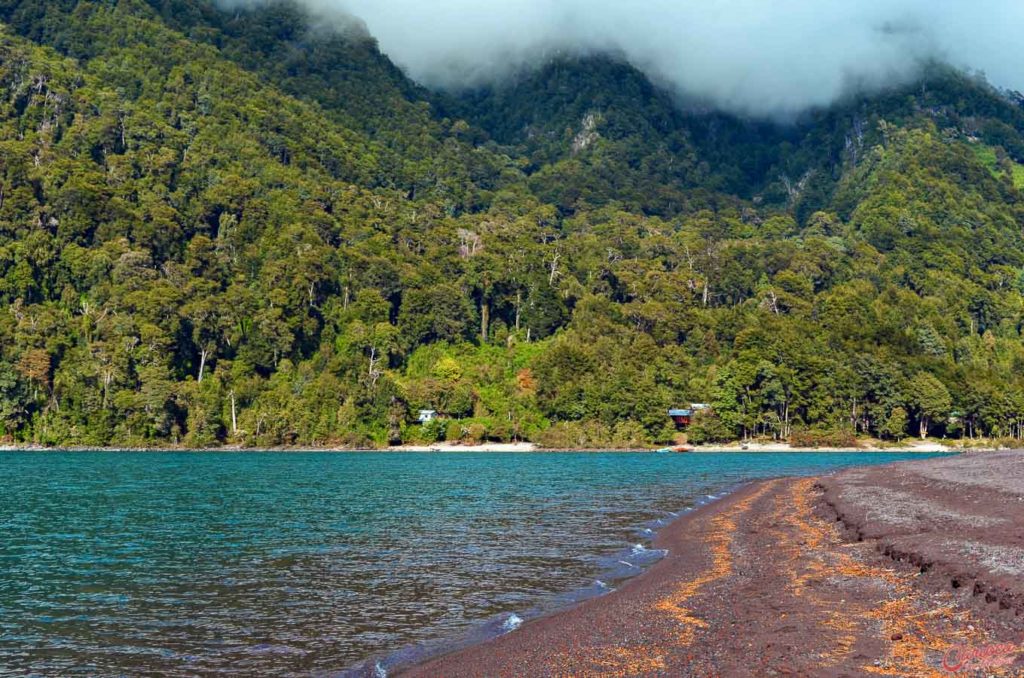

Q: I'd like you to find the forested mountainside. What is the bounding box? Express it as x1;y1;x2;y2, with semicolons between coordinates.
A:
2;0;1024;448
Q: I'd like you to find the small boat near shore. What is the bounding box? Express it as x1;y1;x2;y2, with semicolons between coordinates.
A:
655;445;694;453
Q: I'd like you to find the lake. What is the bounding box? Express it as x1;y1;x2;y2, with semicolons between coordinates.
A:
0;450;943;675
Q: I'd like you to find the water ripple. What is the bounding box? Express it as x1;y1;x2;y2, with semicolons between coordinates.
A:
0;450;940;675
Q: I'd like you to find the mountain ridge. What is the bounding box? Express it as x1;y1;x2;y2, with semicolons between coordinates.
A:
2;0;1024;448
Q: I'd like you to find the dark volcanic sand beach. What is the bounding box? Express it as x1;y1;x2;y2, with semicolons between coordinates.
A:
398;451;1023;677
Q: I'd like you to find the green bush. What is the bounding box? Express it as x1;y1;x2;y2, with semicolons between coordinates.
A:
788;429;858;449
465;423;487;445
534;420;652;449
445;420;464;442
687;412;733;445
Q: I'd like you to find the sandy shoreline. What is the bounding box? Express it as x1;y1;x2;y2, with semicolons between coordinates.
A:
392;441;963;453
0;440;971;453
385;450;1023;677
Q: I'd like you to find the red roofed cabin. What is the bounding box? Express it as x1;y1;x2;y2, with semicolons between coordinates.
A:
668;408;692;428
668;404;709;429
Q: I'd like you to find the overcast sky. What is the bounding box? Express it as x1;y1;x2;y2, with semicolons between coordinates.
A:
266;0;1024;117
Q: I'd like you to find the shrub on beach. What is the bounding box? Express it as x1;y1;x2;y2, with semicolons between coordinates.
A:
687;412;733;445
534;420;653;449
445;420;465;443
788;429;859;449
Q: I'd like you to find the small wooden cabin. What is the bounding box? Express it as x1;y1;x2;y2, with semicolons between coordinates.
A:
668;404;710;429
668;409;693;428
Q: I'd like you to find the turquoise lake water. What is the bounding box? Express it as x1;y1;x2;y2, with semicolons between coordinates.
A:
0;451;943;675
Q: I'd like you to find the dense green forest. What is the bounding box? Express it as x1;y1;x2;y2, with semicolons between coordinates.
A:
3;0;1024;448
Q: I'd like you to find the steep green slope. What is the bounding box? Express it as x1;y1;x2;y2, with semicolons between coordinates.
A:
450;55;1024;220
0;11;420;444
441;56;708;216
2;0;1024;449
144;0;521;209
0;0;521;210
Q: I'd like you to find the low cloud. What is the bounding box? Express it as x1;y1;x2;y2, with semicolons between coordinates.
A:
255;0;1024;117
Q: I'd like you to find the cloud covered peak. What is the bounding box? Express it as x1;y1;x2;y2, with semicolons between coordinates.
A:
274;0;1024;117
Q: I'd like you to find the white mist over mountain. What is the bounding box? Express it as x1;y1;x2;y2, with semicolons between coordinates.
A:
248;0;1024;117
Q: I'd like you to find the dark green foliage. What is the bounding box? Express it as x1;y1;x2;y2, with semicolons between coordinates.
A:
2;2;1024;448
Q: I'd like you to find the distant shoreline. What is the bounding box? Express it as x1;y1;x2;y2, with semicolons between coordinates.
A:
0;441;972;453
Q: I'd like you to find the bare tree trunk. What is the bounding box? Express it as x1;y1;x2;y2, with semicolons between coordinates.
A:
480;300;489;343
919;416;928;440
367;346;381;388
514;290;521;332
198;348;208;383
102;372;112;409
230;390;238;435
548;254;561;285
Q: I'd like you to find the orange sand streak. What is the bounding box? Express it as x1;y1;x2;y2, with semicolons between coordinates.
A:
558;481;777;675
772;478;863;665
557;646;668;678
652;480;778;645
548;477;1013;677
779;480;1006;677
